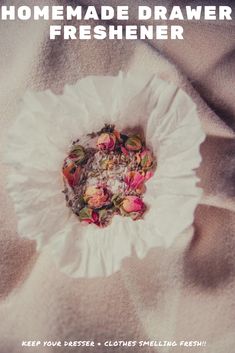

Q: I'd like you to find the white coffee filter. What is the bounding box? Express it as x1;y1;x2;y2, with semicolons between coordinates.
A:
4;72;205;278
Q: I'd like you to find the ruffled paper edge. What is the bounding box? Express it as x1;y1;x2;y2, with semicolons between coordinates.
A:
4;72;206;278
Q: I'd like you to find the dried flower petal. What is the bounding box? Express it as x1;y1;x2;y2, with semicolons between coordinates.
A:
63;158;81;187
121;146;129;156
124;171;145;190
145;170;154;181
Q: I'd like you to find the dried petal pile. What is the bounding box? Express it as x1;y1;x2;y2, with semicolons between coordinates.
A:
62;125;156;227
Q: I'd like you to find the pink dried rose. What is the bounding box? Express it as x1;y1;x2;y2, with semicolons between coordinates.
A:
84;185;109;209
63;158;81;188
79;207;99;225
125;135;142;151
124;171;145;191
140;149;154;169
97;132;116;151
121;195;145;220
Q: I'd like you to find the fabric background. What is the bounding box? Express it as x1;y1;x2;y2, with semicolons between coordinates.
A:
0;1;235;352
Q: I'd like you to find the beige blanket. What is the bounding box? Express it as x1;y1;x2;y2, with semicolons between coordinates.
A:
0;1;235;352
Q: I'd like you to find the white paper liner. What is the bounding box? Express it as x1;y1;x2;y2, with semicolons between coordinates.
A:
4;72;205;278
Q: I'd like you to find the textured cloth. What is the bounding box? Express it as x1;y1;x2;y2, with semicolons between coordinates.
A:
0;1;235;353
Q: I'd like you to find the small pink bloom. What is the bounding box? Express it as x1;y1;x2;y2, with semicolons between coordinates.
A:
84;185;109;209
122;196;145;213
140;149;154;169
124;171;145;190
97;133;116;151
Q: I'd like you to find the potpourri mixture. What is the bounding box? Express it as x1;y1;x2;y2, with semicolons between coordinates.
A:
62;125;156;227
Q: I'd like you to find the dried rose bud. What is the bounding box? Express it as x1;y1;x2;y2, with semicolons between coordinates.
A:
62;158;81;188
140;149;154;169
125;136;142;151
120;196;145;220
69;145;85;164
84;185;109;209
124;171;145;191
79;207;99;225
122;196;145;213
97;133;116;151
